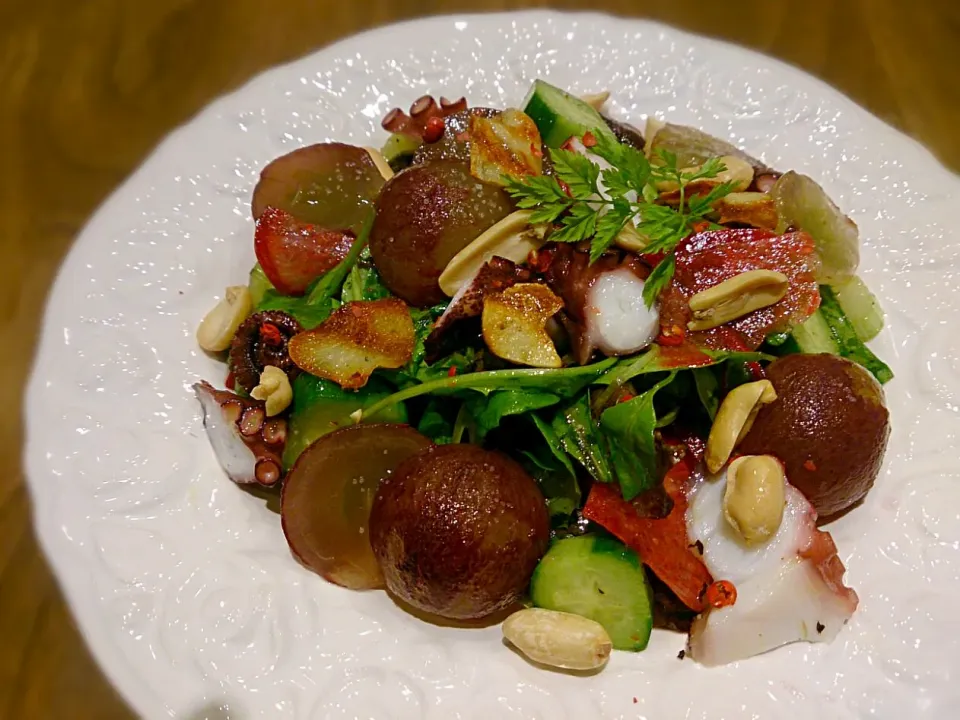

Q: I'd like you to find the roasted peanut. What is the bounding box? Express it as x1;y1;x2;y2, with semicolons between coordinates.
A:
687;269;788;331
723;455;786;544
705;379;777;473
196;286;253;352
502;608;612;671
250;366;293;417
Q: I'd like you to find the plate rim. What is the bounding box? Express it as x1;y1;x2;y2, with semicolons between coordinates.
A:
22;9;959;718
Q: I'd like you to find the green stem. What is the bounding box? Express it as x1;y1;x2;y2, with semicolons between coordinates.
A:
305;212;374;305
358;358;617;421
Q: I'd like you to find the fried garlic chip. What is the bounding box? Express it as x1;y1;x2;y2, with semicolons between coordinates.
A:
469;109;543;186
289;298;414;389
715;192;779;231
482;283;563;368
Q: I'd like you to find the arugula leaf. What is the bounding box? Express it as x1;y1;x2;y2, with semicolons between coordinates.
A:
521;439;581;519
357;357;617;422
692;366;721;420
549;393;613;484
417;398;456;444
451;403;475;444
464;389;561;441
341;248;392;303
257;290;337;329
599;372;677;500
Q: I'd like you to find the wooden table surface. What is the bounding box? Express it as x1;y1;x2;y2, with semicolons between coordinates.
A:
2;0;957;717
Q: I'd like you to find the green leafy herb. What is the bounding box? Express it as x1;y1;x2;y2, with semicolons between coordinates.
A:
356;357;617;422
521;439;581;519
692;366;721;420
256;215;375;329
505;141;738;306
599;372;677;500
549;393;613;484
463;389;562;441
341;247;392;303
417;399;455;444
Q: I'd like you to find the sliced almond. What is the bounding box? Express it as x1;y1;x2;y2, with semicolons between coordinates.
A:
364;147;394;180
289;298;414;389
579;91;611;111
482;283;563;368
439;210;548;296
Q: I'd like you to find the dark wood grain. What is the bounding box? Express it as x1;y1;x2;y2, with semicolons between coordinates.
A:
2;1;957;717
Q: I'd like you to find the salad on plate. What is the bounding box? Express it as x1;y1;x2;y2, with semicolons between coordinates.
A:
193;80;891;671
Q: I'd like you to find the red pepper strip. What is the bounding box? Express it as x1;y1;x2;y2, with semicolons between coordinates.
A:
583;456;712;612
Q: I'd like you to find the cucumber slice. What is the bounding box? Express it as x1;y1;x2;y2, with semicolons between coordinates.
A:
818;286;893;383
530;534;654;651
789;309;839;355
283;374;407;468
832;275;884;342
522;80;617;149
248;263;275;307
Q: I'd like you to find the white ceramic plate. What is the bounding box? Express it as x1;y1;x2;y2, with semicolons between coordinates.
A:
24;11;960;720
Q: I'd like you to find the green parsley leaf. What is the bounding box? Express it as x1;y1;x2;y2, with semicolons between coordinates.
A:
591;200;634;263
642;254;675;308
550;148;600;199
552;203;598;244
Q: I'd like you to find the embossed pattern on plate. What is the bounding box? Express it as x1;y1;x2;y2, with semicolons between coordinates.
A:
24;11;960;720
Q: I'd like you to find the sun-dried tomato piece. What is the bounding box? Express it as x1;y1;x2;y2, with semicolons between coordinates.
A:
583;456;713;612
658;228;820;351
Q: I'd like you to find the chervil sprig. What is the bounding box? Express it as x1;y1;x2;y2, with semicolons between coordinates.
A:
505;138;738;306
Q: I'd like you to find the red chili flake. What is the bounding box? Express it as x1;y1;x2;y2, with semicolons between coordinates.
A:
746;361;765;380
641;250;667;267
618;393;636;404
804;458;818;472
447;366;458;378
527;246;555;273
656;324;687;347
455;131;470;143
423;116;446;144
530;142;543;158
691;220;711;234
581;130;597;148
259;322;283;346
705;580;737;609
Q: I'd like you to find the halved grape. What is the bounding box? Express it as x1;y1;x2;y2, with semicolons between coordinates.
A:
252;143;386;233
281;424;432;590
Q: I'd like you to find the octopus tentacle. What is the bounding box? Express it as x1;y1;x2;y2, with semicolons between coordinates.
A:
194;381;287;487
381;94;469;139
